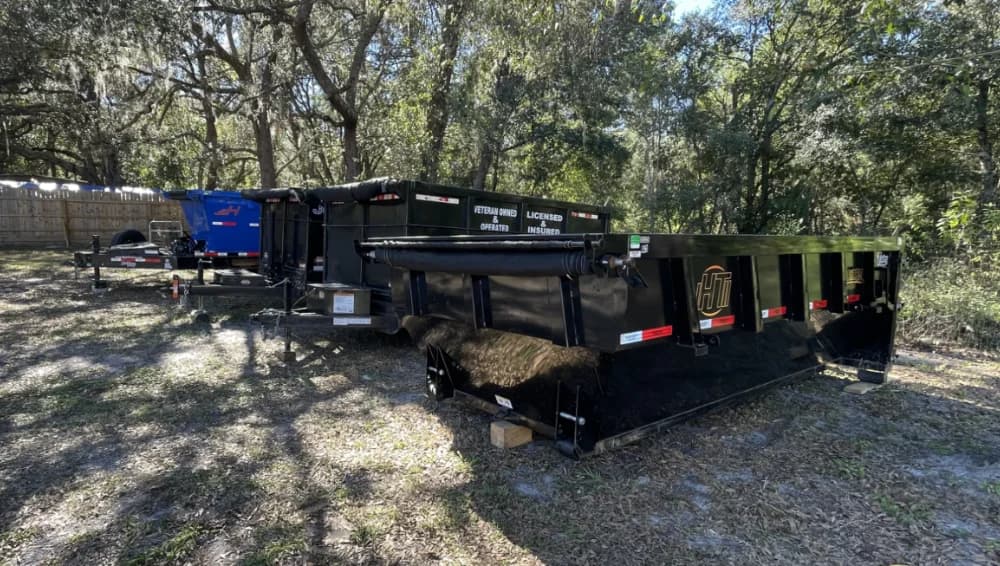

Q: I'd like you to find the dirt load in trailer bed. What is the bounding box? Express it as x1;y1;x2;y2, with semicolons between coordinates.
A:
2;249;999;565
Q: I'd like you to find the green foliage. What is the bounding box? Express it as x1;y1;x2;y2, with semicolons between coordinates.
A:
899;254;1000;351
0;0;998;291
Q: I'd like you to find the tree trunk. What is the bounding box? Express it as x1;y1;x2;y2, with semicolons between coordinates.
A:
254;25;281;188
472;142;493;191
757;133;773;233
203;105;220;190
253;118;277;188
343;117;361;181
291;0;385;183
420;0;466;183
975;79;998;222
197;53;220;190
739;147;758;233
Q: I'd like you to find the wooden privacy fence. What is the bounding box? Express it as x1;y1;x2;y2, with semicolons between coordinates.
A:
0;187;184;247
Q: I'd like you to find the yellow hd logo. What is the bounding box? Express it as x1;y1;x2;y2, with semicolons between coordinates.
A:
847;268;864;285
696;265;733;317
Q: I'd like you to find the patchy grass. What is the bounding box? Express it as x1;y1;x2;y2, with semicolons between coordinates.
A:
2;250;1000;565
984;481;1000;497
125;523;206;565
876;493;933;526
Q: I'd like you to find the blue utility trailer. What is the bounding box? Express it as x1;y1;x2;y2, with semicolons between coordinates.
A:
73;189;261;288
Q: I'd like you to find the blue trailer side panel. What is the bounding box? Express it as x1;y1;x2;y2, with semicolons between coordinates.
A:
171;190;261;254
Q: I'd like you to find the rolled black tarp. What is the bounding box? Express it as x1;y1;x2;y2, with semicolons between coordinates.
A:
307;177;398;204
369;248;594;276
242;188;307;203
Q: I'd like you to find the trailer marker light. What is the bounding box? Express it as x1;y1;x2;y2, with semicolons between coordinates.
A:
415;193;459;205
760;306;787;319
571;211;600;220
210;221;237;227
846;294;861;304
809;299;828;310
619;325;673;345
249;223;260;227
699;314;736;330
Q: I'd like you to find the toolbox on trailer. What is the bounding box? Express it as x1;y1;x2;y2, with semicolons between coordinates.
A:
212;269;268;287
358;233;903;457
305;283;372;316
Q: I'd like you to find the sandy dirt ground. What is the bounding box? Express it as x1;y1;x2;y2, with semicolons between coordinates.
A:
1;250;999;565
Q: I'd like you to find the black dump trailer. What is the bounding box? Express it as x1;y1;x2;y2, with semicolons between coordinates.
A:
358;233;903;457
176;187;325;314
260;178;610;333
252;187;326;287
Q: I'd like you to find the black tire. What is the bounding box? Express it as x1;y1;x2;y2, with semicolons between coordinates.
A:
109;229;146;246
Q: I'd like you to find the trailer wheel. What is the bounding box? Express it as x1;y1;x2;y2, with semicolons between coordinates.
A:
110;229;146;246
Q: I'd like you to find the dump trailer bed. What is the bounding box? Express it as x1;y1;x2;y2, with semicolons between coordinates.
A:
251;178;611;334
360;233;902;457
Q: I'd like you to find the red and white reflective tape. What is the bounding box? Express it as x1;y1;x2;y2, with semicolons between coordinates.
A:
760;305;787;319
809;299;828;310
194;251;258;257
211;221;237;227
571;211;600;220
415;193;460;205
266;198;281;203
619;325;673;345
111;256;160;264
846;294;862;304
372;193;400;201
699;314;736;330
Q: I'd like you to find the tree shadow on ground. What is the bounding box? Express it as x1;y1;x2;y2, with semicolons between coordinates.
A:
424;360;1000;565
3;252;1000;564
